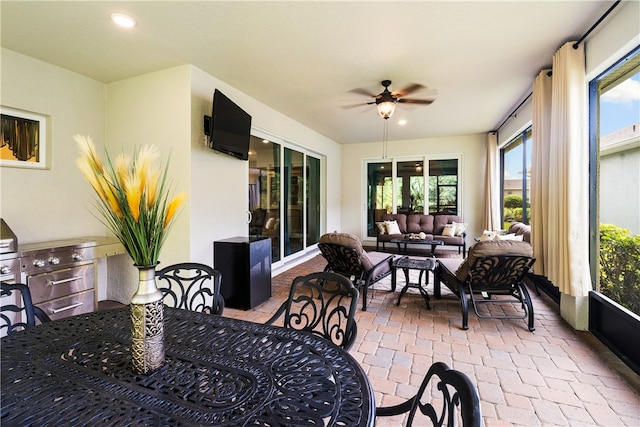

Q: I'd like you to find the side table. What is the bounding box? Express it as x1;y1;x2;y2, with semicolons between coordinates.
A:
391;256;437;309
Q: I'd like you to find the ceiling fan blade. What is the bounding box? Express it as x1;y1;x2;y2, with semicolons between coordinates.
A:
340;102;369;109
349;88;378;98
393;83;425;97
398;98;434;105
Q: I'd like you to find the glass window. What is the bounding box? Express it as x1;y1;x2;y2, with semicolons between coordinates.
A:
428;159;458;215
501;127;531;228
590;46;640;314
365;157;460;237
366;162;392;237
397;160;424;215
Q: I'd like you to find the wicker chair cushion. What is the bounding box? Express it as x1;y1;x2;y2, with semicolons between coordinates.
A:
455;240;533;282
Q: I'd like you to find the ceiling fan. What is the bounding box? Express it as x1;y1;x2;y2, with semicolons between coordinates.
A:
346;80;436;119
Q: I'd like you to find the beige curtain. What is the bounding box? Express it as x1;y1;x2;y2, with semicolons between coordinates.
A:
546;42;592;297
482;132;501;231
530;69;552;275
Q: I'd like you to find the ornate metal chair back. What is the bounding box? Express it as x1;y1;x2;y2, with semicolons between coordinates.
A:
156;263;224;315
376;361;482;427
465;254;537;331
317;243;365;280
467;255;536;293
266;271;359;351
1;282;51;335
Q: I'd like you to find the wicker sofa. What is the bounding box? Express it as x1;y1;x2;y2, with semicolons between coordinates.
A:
376;213;467;255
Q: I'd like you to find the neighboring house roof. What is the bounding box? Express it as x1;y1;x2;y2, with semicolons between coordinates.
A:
600;122;640;156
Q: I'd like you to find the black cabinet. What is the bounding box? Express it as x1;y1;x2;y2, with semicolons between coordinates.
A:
214;237;271;310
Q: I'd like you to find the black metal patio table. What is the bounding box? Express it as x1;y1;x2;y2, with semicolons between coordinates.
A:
391;256;437;309
1;307;375;426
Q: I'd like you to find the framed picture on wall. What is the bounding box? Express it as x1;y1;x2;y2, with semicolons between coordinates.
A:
1;106;49;169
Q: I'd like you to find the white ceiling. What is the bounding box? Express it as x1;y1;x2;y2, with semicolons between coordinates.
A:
0;1;617;144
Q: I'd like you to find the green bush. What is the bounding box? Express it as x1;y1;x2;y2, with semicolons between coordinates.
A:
504;195;523;209
599;224;640;316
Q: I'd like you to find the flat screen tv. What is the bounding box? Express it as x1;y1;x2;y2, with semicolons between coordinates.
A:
208;89;252;160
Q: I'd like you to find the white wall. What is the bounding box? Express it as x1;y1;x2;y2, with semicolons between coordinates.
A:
1;51;343;302
189;65;342;268
497;0;640;145
0;48;106;243
585;0;640;80
106;66;193;267
341;133;486;243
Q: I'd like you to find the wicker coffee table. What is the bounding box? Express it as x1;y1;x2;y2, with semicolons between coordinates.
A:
391;256;437;309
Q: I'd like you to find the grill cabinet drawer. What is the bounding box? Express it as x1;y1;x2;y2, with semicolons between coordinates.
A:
37;290;95;321
27;264;94;304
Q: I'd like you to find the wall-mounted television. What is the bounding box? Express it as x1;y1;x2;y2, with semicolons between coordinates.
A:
206;89;252;160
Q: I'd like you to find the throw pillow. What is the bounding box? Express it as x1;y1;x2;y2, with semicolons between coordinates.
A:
493;233;524;241
442;224;456;237
375;222;387;235
452;221;468;236
265;217;275;230
479;230;496;241
384;220;402;235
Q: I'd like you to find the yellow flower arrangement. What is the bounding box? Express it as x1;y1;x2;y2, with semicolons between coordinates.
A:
75;135;186;266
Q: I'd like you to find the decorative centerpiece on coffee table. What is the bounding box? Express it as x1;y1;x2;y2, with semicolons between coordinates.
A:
75;135;186;374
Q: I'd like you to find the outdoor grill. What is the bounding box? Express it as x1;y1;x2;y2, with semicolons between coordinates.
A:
0;219;20;284
1;218;97;320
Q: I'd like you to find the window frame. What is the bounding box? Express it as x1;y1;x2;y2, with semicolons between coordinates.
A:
500;126;532;226
362;153;463;240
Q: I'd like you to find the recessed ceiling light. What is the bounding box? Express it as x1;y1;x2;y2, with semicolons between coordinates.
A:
111;13;137;28
398;119;407;126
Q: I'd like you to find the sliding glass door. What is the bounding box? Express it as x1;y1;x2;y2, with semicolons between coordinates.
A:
248;136;281;260
249;134;322;263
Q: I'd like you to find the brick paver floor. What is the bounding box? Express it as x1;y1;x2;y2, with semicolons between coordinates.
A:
223;252;640;426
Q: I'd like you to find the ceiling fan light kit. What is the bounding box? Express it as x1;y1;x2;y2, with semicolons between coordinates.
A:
377;100;396;119
351;79;435;120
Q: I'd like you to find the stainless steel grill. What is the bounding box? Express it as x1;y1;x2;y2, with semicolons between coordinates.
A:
0;219;20;284
1;219;97;320
19;240;96;320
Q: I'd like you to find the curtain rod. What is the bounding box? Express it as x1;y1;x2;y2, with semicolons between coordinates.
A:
491;92;532;134
492;70;551;134
573;0;621;49
492;1;620;134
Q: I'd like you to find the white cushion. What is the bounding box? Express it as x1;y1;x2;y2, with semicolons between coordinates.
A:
265;217;275;230
384;220;401;235
452;221;468;236
442;224;456;237
480;230;496;241
495;233;523;241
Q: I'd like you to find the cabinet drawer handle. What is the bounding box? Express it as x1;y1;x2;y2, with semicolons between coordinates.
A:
48;276;83;286
49;302;83;314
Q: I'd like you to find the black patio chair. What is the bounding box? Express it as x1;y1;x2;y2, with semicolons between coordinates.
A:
1;282;51;335
318;232;393;311
376;361;482;427
156;262;224;315
438;254;536;331
266;271;359;351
